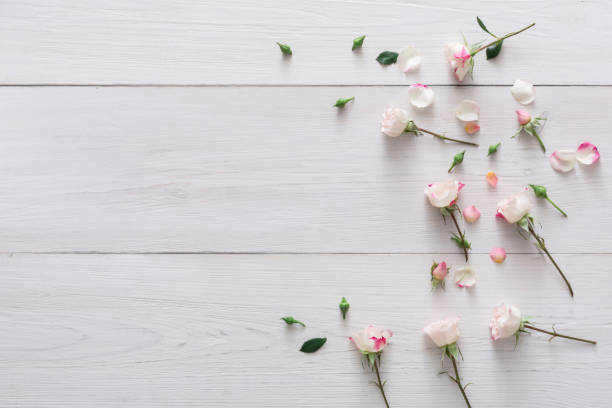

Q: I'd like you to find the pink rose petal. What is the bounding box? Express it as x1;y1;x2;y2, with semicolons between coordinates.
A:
490;247;507;264
463;205;480;223
464;122;480;135
486;171;498;187
576;142;600;165
550;150;577;173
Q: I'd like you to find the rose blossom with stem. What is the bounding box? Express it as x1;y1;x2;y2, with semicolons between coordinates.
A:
490;303;596;345
497;188;574;297
349;326;393;407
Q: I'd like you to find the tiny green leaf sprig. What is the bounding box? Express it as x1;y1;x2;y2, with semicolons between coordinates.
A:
276;42;292;55
352;35;366;50
281;316;305;327
529;184;567;217
334;97;355;108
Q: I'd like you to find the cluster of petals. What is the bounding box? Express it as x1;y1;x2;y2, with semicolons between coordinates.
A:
350;326;393;354
381;107;410;137
424;179;464;208
496;188;532;224
424;317;461;347
445;43;472;82
432;261;448;281
490;303;522;340
550;142;600;173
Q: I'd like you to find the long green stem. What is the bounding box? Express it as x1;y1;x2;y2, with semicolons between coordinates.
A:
523;324;596;345
545;197;567;217
418;127;479;147
472;23;536;56
448;352;471;408
449;210;469;261
528;126;546;153
373;360;390;408
527;224;574;297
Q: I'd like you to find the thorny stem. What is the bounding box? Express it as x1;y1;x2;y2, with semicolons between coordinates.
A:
523;324;596;345
472;23;536;55
417;127;479;147
527;224;574;297
448;352;471;408
545;197;567;217
373;360;390;408
449;210;469;261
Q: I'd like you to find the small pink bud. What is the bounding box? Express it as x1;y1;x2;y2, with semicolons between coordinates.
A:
516;109;531;125
462;205;481;223
432;261;447;280
490;247;507;264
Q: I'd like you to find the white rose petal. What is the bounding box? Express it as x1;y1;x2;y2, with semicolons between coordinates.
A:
456;99;480;121
549;150;577;173
397;46;422;73
453;266;476;288
511;79;536;105
407;84;434;108
576;142;600;165
496;189;533;224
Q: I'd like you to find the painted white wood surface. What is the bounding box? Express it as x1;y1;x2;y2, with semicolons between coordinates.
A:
0;254;608;407
1;0;611;85
0;86;608;253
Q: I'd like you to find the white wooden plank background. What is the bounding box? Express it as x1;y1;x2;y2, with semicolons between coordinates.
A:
0;0;611;407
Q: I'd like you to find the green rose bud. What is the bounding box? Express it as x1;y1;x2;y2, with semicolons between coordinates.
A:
339;297;350;319
276;42;292;56
334;97;355;108
488;142;501;156
529;184;567;217
281;316;305;327
352;35;366;50
448;150;466;173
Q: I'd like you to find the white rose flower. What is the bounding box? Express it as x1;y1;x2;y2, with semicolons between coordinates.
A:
381;107;410;137
490;303;522;340
424;180;464;208
496;188;532;223
423;318;460;347
349;326;392;354
445;43;472;82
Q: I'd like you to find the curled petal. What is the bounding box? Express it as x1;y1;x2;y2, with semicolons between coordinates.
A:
453;266;476;288
576;142;600;165
464;122;480;135
407;84;434;108
550;150;577;173
456;100;480;122
398;46;422;73
486;171;498;187
490;247;507;264
511;79;536;105
463;205;480;223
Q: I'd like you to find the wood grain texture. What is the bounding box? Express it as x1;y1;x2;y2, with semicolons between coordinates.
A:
0;85;608;253
1;0;611;85
0;253;608;407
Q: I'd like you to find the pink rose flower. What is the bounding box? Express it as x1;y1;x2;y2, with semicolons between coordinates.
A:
424;180;464;208
432;261;448;280
349;326;393;354
496;188;532;223
515;109;531;125
445;43;472;82
423;318;460;347
463;205;480;223
490;303;522;340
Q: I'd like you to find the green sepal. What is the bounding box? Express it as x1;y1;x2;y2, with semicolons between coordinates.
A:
404;120;419;135
486;40;503;59
367;352;377;366
334;97;355;108
352;35;366;50
448;150;466;173
276;42;292;55
487;142;501;156
529;184;548;198
300;337;327;353
376;51;399;65
444;342;460;360
281;316;306;327
339;297;350;319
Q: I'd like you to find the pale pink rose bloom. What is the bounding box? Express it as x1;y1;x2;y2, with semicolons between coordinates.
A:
515;109;531;125
463;205;480;223
424;180;464;208
432;261;448;280
490;247;507;264
464;122;480;134
398;46;422;73
486;171;498;187
549;150;577;173
511;79;536;105
576;142;600;165
456;100;480;122
453;266;476;288
423;318;460;347
381;107;410;137
445;43;472;82
490;303;522;340
349;326;393;353
407;83;434;108
496;189;532;223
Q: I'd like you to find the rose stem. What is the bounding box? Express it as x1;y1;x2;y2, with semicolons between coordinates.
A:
523;324;596;345
545;197;567;217
530;126;546;153
417;127;479;147
472;23;536;55
527;224;574;297
373;360;390;408
448;352;471;408
449;210;469;261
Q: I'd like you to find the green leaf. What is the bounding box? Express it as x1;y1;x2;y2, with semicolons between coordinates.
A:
376;51;399;65
276;42;292;56
281;316;305;327
476;16;496;37
334;97;355;108
487;142;501;156
486;40;503;60
352;35;366;50
300;337;327;353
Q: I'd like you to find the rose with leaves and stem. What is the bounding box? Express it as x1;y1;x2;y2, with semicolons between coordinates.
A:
513;109;548;153
496;188;574;297
445;17;535;81
424;180;471;261
490;303;596;345
382;107;478;147
349;326;393;407
424;318;472;407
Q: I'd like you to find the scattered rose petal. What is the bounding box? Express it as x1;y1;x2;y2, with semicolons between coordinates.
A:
407;84;434;108
550;150;577;173
490;247;507;264
453;266;476;288
463;205;480;223
576;142;600;165
511;79;536;105
397;46;422;73
486;171;498;187
515;109;531;125
456;100;480;122
464;122;480;135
